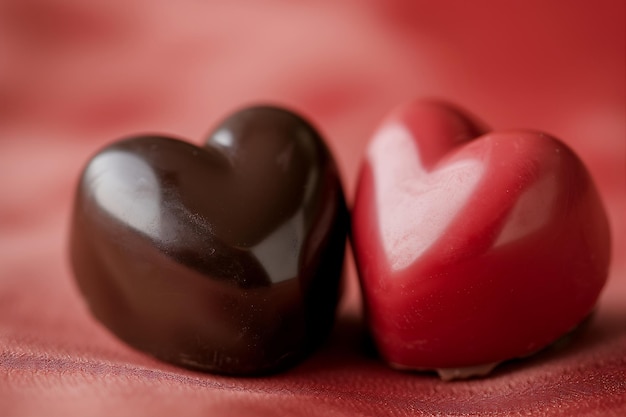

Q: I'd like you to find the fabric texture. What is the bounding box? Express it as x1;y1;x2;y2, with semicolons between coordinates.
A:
0;1;624;415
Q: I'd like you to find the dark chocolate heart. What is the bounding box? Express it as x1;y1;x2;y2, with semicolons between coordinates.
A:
70;106;348;375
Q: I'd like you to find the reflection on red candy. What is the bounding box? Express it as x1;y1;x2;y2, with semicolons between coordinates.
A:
352;101;611;378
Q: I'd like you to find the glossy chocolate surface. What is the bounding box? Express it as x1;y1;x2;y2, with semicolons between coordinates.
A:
70;106;348;375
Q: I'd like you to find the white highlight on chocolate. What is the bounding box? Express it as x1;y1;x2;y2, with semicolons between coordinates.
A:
212;129;234;148
368;125;484;271
251;210;304;284
494;174;557;247
89;151;163;240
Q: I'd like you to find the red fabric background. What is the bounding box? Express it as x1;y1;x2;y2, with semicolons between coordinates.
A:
0;0;624;415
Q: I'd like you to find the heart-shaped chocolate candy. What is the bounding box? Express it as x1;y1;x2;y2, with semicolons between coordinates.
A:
70;106;348;375
352;101;611;379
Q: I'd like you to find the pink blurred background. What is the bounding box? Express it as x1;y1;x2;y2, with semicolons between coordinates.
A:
0;1;624;415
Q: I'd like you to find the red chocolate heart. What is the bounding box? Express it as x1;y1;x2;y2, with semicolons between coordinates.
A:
352;101;611;379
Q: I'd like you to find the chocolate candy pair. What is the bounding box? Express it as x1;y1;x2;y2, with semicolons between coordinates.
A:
70;102;610;379
70;106;348;375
